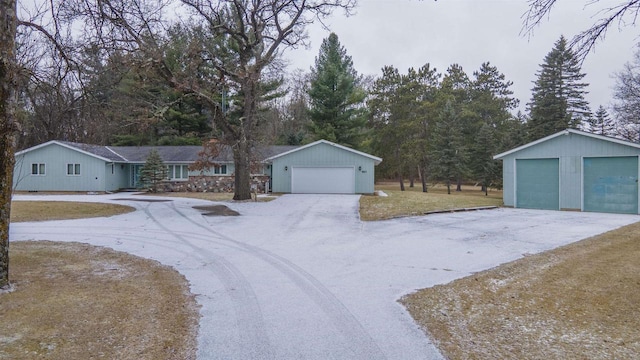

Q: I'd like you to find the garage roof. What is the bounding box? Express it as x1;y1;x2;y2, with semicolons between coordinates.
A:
493;129;640;160
265;139;383;165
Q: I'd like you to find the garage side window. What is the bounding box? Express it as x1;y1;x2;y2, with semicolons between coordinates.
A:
214;165;227;175
67;163;81;176
31;163;46;176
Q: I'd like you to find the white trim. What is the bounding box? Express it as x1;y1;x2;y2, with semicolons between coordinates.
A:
265;139;382;165
512;157;517;207
580;156;584;212
558;158;562;210
494;129;640;160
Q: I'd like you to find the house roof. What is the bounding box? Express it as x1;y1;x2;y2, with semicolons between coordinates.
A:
16;140;301;164
264;139;383;165
493;129;640;160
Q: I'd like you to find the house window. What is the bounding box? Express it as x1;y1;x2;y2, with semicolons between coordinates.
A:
31;163;45;176
166;165;189;181
214;165;227;175
67;163;81;176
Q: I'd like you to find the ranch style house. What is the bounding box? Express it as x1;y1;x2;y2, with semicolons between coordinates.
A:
13;139;382;194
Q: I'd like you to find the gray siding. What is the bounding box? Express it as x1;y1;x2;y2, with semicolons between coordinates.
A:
13;143;110;192
271;142;376;194
500;132;640;210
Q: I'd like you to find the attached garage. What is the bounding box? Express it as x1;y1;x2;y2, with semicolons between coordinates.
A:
516;158;559;210
494;129;640;214
291;167;355;194
266;140;382;194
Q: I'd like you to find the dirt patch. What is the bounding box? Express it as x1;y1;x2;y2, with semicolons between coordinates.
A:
0;241;199;360
401;221;640;359
193;205;240;216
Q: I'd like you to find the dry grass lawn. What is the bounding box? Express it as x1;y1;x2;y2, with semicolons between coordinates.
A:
0;241;199;360
401;221;640;360
11;201;134;222
360;182;503;221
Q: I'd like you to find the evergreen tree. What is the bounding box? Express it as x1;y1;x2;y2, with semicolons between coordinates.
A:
140;149;168;193
368;66;408;189
469;123;499;195
467;62;518;193
439;64;471;191
585;105;615;136
429;100;467;194
527;36;591;141
308;33;367;148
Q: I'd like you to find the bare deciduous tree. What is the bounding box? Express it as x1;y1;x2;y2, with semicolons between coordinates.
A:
523;0;640;60
612;46;640;141
64;0;357;200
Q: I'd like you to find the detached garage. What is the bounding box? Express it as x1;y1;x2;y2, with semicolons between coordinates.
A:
266;140;382;194
494;129;640;214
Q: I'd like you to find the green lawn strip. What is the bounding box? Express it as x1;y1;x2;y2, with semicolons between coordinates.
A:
360;184;503;221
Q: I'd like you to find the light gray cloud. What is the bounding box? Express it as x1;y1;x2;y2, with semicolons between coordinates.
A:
285;0;639;114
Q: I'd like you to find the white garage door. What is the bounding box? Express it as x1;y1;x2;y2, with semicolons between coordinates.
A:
291;167;355;194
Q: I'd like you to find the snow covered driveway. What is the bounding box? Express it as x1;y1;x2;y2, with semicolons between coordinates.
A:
10;194;639;359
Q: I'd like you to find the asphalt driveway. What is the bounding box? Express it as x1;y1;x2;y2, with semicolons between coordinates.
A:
10;194;639;359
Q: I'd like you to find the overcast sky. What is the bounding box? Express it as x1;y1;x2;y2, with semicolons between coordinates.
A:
284;0;639;114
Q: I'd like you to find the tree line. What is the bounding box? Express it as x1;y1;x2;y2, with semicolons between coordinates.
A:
13;29;640;193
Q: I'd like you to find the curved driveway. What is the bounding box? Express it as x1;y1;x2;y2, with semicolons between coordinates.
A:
10;194;639;359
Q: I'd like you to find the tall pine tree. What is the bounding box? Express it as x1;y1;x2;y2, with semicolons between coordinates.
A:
468;62;518;194
527;36;590;141
308;33;366;148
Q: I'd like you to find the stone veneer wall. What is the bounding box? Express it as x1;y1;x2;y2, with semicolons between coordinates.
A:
158;175;271;193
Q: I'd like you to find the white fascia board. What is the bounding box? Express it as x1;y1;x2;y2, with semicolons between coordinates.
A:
493;129;640;160
15;140;114;162
265;139;383;165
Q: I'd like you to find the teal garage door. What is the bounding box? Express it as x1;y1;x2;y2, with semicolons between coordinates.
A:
516;158;559;210
583;157;638;214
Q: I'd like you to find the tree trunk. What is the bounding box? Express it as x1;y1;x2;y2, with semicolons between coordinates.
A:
0;0;18;289
232;137;252;201
409;175;414;188
456;177;462;192
398;174;405;191
232;76;258;201
419;165;427;193
446;179;451;195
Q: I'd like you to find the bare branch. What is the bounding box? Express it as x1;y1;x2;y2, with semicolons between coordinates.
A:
523;0;640;61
